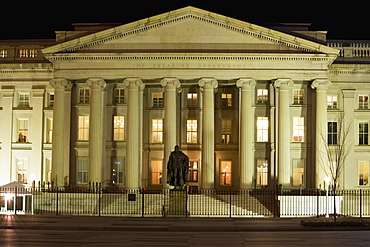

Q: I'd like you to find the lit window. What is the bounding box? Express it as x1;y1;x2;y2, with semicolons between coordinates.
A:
328;122;337;145
114;88;125;104
113;116;125;141
220;160;232;186
221;119;232;144
293;117;304;142
45;158;52;184
359;122;369;145
257;89;268;104
18;49;37;58
77;157;88;184
257;159;268;186
293;159;304;186
18;93;29;107
16;158;28;183
293;89;304;104
48;93;54;107
46;118;53;143
18;119;29;143
257;117;269;142
79;88;90;103
359;161;369;186
151;160;162;185
0;49;7;58
359;95;369;109
152;93;164;107
327;95;338;109
152;119;163;143
187;92;198;107
186;119;198;143
112;158;124;184
78;116;89;141
221;93;232;107
188;161;198;183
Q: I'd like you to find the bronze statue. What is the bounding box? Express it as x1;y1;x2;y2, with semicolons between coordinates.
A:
167;145;189;188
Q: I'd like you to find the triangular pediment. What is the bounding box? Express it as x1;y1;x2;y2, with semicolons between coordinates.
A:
42;6;339;56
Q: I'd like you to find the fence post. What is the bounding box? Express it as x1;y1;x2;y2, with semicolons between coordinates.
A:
141;189;145;218
229;188;232;218
56;187;59;216
316;189;319;218
360;189;362;218
14;186;17;215
98;185;101;217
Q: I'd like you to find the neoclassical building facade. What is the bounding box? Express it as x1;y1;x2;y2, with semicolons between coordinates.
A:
1;7;370;190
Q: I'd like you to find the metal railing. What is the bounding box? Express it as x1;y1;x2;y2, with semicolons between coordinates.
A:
1;187;370;218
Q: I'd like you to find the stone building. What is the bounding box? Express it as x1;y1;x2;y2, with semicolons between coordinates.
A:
0;6;369;190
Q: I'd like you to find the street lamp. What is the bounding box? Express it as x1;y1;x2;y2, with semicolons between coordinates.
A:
324;176;331;218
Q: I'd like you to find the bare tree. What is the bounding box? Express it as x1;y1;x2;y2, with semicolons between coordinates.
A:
320;113;353;222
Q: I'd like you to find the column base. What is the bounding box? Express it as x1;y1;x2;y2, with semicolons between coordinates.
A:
166;189;188;217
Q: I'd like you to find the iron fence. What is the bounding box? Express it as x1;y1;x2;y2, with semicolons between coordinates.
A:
1;186;370;217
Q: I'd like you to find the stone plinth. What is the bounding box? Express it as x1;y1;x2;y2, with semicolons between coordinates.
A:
166;189;187;217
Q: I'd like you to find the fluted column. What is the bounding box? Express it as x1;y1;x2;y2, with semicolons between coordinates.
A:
50;79;73;187
124;78;143;189
274;79;293;187
86;78;106;185
236;78;256;189
161;78;181;188
311;79;331;188
199;78;218;189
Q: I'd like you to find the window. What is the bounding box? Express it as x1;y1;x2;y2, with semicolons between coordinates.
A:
113;116;125;141
257;159;268;186
186;119;198;143
187;92;198;107
152;93;164;107
293;89;304;104
18;49;37;58
114;88;124;104
220;160;232;186
78;116;89;141
79;88;90;103
47;93;54;107
188;161;199;183
0;49;7;58
112;158;124;184
328;122;338;145
221;93;232;107
257;117;269;142
16;158;28;183
293;159;304;186
359;122;369;145
152;119;163;143
359;161;369;186
327;95;338;109
257;89;268;104
293;117;305;142
45;158;52;184
221;119;232;144
151;160;162;185
18;93;29;107
18;119;29;143
77;158;88;184
359;95;369;109
46;118;53;143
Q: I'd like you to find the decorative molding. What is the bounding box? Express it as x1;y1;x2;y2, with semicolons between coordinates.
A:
50;79;73;90
236;78;256;89
198;77;218;91
86;78;107;90
123;77;144;89
311;79;331;91
274;79;294;89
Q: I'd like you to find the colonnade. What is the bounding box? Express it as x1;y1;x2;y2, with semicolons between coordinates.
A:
50;77;330;189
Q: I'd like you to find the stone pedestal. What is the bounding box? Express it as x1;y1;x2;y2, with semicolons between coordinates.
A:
166;189;187;217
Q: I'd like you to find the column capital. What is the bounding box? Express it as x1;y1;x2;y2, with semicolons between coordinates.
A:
160;77;181;88
123;77;143;88
198;77;218;89
50;79;73;90
236;78;256;89
274;79;294;89
86;77;107;90
311;79;331;91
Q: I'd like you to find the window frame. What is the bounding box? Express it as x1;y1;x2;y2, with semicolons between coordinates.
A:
151;119;163;143
113;116;125;141
78;115;89;141
359;95;369;109
359;121;369;145
328;121;338;145
220;160;232;186
256;159;269;186
186;119;198;143
293;117;305;142
257;117;269;142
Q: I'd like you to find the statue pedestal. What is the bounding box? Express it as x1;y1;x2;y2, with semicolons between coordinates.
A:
166;189;187;217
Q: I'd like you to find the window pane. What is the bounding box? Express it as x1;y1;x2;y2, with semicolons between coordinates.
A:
327;95;337;109
187;120;197;143
293;117;304;142
114;116;125;141
257;117;269;142
18;119;29;143
78;116;89;140
293;159;304;186
359;161;369;186
114;88;124;104
152;119;163;143
77;158;88;183
293;89;304;104
328;122;338;145
187;93;197;107
359;122;369;145
151;160;163;185
220;161;232;186
257;159;268;186
112;158;124;184
257;89;268;104
152;93;164;107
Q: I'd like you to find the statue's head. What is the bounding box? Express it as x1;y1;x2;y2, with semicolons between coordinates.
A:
174;145;180;151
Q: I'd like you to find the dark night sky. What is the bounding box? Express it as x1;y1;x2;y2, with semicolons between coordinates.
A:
1;1;369;40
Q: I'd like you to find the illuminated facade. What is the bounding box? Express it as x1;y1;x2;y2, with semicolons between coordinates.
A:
1;7;370;190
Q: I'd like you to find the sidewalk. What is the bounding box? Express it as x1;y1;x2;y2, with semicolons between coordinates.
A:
1;215;370;232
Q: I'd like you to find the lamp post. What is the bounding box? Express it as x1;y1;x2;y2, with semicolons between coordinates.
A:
324;176;331;218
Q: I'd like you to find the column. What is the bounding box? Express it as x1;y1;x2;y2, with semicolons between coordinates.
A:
311;79;331;188
124;78;143;189
50;79;73;187
86;78;106;185
198;78;218;190
0;87;14;185
161;78;181;188
236;78;256;189
274;79;293;187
